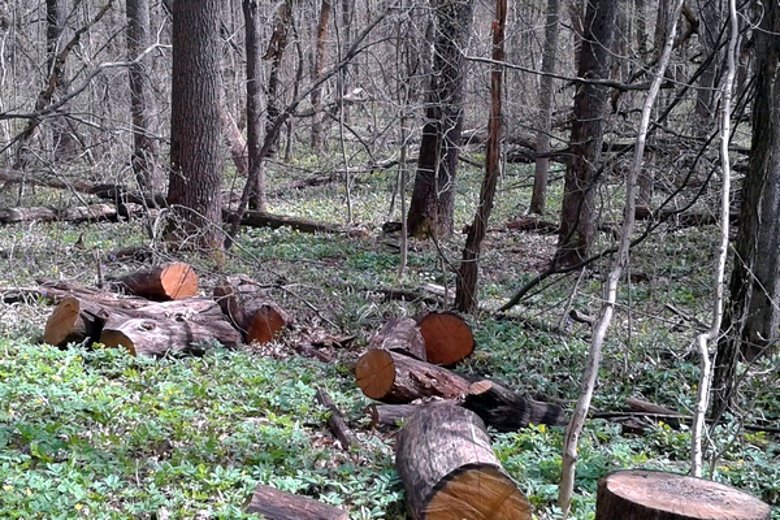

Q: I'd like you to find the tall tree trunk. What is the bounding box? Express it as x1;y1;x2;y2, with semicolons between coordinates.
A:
529;0;561;215
406;0;475;239
311;0;332;153
694;0;723;132
243;0;267;211
167;0;225;251
264;0;292;158
46;0;77;160
454;0;505;313
554;0;618;268
715;1;780;412
126;0;164;195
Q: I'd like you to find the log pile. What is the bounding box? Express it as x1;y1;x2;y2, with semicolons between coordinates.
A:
38;263;288;357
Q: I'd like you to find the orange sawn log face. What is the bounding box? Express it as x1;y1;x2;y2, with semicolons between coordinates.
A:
417;311;474;365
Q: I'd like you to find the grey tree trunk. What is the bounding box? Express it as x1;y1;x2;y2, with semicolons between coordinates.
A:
264;0;292;158
167;0;225;251
242;0;267;211
126;0;164;194
310;0;332;153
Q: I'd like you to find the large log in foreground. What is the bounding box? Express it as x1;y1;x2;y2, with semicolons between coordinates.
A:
213;275;289;344
113;262;199;301
396;403;531;519
246;484;348;520
463;380;567;430
417;311;474;365
596;470;771;520
355;349;471;403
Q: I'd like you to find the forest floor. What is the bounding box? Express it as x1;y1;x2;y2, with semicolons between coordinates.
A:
0;157;777;519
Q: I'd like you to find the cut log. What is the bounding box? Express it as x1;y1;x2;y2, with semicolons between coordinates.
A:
595;470;771;520
626;397;682;429
396;403;531;519
315;387;354;450
213;275;289;344
227;209;369;238
113;262;199;301
246;484;348;520
43;297;108;347
505;215;559;234
354;349;471;403
417;311;475;365
368;403;421;430
463;379;567;430
369;318;427;360
100;314;240;357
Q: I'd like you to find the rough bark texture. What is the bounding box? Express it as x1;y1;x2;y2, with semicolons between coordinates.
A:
246;484;348;520
243;0;267;211
417;311;474;365
228;210;368;237
44;297;108;347
368;318;427;360
263;0;292;157
354;349;471;403
395;403;531;520
595;470;770;520
0;204;136;224
113;262;199;301
167;0;224;251
462;380;566;430
715;1;780;411
310;0;332;153
126;0;163;193
554;0;618;267
454;0;505;312
406;0;475;239
368;403;421;430
316;387;354;450
213;275;289;345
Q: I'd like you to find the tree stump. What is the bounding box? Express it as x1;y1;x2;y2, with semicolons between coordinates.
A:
596;470;771;520
369;317;427;360
213;275;288;344
395;403;530;519
355;349;471;403
418;311;474;365
114;262;199;300
246;484;348;520
462;379;566;430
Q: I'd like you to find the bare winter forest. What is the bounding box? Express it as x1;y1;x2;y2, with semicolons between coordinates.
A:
0;0;778;518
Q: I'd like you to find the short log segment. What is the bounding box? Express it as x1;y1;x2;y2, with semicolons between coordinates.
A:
595;470;771;520
213;275;289;344
463;380;567;430
355;350;471;403
396;403;531;519
44;297;108;347
418;311;474;365
368;403;422;430
369;318;427;360
316;387;354;450
246;484;348;520
113;262;199;301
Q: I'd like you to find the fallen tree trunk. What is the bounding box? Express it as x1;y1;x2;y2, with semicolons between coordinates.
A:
368;318;427;360
368;403;423;430
396;403;531;519
316;387;354;450
463;379;566;430
246;484;348;520
595;470;770;520
44;296;108;347
112;262;199;301
0;204;134;224
355;349;471;403
226;209;368;238
417;311;474;365
213;275;288;344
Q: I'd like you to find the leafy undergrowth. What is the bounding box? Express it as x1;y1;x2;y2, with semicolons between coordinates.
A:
0;162;778;518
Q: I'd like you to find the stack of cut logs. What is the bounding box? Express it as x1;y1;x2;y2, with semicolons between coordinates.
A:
41;262;288;357
353;313;568;519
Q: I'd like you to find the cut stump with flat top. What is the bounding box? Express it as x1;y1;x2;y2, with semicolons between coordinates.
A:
114;262;199;300
418;311;474;365
396;402;530;520
596;470;771;520
246;484;348;520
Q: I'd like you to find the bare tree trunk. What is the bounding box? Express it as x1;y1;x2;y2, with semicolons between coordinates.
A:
554;0;618;268
406;0;475;239
558;1;684;515
126;0;164;194
167;0;225;252
694;0;723;133
691;0;737;477
454;0;506;312
529;0;561;215
243;0;267;211
311;0;332;153
264;0;292;159
46;0;78;160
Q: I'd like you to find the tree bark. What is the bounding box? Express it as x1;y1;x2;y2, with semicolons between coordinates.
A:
369;318;427;360
213;275;289;345
554;0;618;268
246;484;348;520
167;0;225;251
406;0;475;239
462;379;567;430
126;0;164;194
310;0;332;153
112;262;199;301
595;470;770;520
395;403;531;520
242;0;267;211
263;0;292;158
